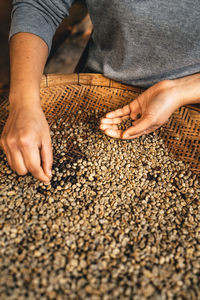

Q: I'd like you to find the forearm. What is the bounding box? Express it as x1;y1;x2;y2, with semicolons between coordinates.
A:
9;0;72;107
9;33;48;106
172;73;200;107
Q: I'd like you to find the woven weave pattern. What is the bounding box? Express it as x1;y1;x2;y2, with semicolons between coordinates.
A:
0;74;199;175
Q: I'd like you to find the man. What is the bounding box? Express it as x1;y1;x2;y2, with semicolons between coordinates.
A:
0;0;200;183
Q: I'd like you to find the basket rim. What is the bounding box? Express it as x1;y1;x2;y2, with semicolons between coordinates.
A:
40;73;143;92
42;73;200;113
0;73;200;113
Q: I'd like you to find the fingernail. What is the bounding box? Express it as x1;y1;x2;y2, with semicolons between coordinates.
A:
106;129;113;135
106;113;112;118
44;180;50;185
122;133;128;139
106;129;118;138
49;170;52;178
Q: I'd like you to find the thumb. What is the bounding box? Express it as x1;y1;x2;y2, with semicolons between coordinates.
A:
129;98;141;120
122;116;153;139
0;138;4;150
40;137;53;178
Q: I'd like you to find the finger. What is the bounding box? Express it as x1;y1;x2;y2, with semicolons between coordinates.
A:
129;99;141;120
6;153;14;171
0;138;15;171
104;128;123;139
100;124;118;131
11;150;28;175
123;126;157;139
5;149;14;171
101;115;129;125
106;104;131;118
21;143;51;183
122;117;153;139
40;139;53;178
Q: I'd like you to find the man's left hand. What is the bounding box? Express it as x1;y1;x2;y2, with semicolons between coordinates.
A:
100;74;200;139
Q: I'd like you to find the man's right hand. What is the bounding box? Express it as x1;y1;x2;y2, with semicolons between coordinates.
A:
0;100;52;183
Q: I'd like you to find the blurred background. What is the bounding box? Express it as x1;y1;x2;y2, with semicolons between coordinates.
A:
0;0;92;83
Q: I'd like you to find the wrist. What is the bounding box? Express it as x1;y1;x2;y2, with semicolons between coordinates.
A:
171;74;200;106
9;93;41;112
156;79;183;110
9;86;41;107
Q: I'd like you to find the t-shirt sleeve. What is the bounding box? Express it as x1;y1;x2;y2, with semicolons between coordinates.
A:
9;0;75;52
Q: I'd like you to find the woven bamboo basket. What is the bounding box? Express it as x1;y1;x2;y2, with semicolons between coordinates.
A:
0;73;199;176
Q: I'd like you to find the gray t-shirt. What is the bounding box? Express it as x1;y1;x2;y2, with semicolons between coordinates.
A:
10;0;200;87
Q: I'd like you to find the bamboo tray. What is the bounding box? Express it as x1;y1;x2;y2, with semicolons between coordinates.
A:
0;73;199;176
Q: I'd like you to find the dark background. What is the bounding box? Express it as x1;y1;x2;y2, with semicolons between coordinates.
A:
0;0;12;82
0;0;92;83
